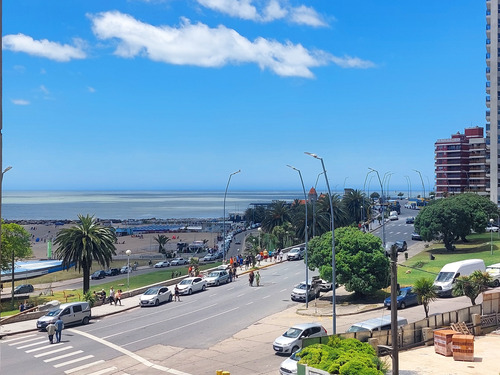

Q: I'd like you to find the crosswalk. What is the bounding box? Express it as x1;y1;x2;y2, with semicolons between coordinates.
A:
3;333;129;375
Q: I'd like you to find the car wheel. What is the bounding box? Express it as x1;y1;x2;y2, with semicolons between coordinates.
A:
82;316;90;325
493;279;500;287
216;280;220;286
188;288;192;295
155;299;159;306
291;345;299;353
202;285;207;291
168;295;172;302
400;302;406;309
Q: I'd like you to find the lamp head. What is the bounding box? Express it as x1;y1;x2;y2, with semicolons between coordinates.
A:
126;249;131;256
286;164;298;171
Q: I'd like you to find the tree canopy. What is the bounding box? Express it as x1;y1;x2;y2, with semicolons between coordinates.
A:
1;222;32;272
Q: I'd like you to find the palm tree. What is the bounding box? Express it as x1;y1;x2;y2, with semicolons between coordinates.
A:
54;214;116;294
315;193;347;234
189;257;200;276
154;234;170;258
342;189;367;225
452;270;492;305
261;200;292;233
413;277;437;318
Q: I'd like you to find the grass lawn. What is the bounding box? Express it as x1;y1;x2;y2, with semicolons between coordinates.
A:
397;233;499;286
0;261;220;317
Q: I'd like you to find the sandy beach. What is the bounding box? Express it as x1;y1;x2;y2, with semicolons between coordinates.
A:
24;223;219;260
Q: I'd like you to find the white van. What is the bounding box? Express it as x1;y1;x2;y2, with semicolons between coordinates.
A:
433;259;486;297
486;263;500;287
346;316;408;333
36;301;91;330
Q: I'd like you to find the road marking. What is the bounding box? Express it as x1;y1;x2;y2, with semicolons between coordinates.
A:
27;343;71;353
85;366;117;375
34;346;73;356
17;340;48;349
44;350;84;362
69;329;193;374
263;295;271;299
279;289;287;292
246;302;253;305
53;354;94;368
64;360;105;374
7;336;40;345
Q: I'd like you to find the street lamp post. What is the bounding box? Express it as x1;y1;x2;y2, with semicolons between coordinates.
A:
287;164;310;308
490;219;494;255
369;168;386;248
223;170;241;262
305;152;336;334
404;175;412;199
313;171;325;238
0;166;12;294
414;169;426;199
126;249;131;290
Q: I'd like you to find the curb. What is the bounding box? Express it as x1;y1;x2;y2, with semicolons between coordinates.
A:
296;304;385;318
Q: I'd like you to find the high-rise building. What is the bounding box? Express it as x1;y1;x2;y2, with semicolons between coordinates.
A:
486;0;499;204
435;127;487;198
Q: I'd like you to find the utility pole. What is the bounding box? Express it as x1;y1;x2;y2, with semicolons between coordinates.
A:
390;243;399;374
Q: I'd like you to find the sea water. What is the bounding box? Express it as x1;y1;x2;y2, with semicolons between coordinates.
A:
2;190;305;220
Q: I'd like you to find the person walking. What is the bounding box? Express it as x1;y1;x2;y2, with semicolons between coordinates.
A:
46;322;56;344
249;270;254;287
174;284;181;301
109;287;115;305
255;270;261;287
115;289;122;306
55;317;64;343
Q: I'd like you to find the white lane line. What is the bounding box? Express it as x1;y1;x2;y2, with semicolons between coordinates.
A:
85;366;118;375
34;346;73;357
27;343;70;353
124;306;239;347
69;329;193;375
237;293;245;297
44;350;84;362
53;354;94;368
3;334;37;343
102;303;217;340
7;336;40;345
17;340;48;349
279;289;287;292
263;295;271;299
246;302;253;305
64;360;105;374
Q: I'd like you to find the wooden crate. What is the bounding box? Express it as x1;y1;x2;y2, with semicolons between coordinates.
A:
434;329;456;356
452;334;474;362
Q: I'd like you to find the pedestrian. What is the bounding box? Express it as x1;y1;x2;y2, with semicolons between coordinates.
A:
19;302;25;312
109;287;115;305
115;289;122;306
228;269;233;282
46;322;56;344
100;289;106;304
174;284;181;301
255;270;261;287
233;265;238;279
55;317;64;343
249;270;254;287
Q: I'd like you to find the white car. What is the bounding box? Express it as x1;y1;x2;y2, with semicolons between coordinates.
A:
273;323;327;354
139;286;172;307
486;263;500;287
486;226;499;232
279;349;301;375
176;277;207;295
171;257;188;266
203;253;216;262
154;261;170;268
287;247;305;261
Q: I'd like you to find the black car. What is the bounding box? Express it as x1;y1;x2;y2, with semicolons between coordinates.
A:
406;217;415;224
13;284;34;294
395;240;408;252
105;268;120;276
91;270;106;280
412;232;422;241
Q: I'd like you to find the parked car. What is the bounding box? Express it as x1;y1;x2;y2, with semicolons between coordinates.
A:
317;278;333;292
287;247;305;261
290;281;320;302
205;270;231;286
384;287;419;309
154;261;170;268
346;316;408;333
406;217;415;224
139;286;172;307
13;284;34;294
411;232;422;241
37;302;91;330
395;240;408;252
90;270;106;280
202;253;217;262
486;263;500;287
176;277;207;295
105;268;120;276
279;349;301;375
120;265;132;274
171;257;188;266
273;323;327;354
485;225;499;232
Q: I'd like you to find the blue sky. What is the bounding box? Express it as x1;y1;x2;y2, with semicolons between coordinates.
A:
2;1;486;195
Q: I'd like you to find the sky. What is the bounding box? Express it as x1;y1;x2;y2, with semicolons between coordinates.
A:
1;1;486;195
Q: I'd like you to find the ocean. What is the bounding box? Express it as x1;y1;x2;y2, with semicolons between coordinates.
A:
2;190;306;221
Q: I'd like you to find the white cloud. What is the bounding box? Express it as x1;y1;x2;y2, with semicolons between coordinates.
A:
330;55;376;69
87;86;96;93
2;33;87;62
12;99;30;105
40;85;49;94
90;11;372;78
197;0;327;26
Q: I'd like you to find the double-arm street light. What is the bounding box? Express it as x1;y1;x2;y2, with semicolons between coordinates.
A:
305;152;336;334
413;169;426;199
369;168;386;248
287;164;310;308
404;175;412;199
223;170;241;262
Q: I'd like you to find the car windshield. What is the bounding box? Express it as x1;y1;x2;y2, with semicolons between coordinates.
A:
399;289;408;297
435;272;454;282
346;325;369;333
179;279;192;285
46;309;62;317
144;288;159;295
208;272;220;277
296;283;309;290
283;327;302;338
290;350;301;361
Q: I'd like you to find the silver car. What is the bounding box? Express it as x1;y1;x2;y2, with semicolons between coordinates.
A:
176;277;207;295
273;323;327;354
171;257;188;266
204;270;230;286
279;349;301;375
139;286;172;307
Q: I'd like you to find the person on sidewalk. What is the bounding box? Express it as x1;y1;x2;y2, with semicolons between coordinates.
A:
109;287;115;305
249;270;254;287
174;284;181;301
46;322;56;344
54;317;64;343
115;289;122;306
255;270;261;287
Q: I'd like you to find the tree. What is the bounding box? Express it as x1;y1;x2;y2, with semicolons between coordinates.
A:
452;270;492;305
413;277;437;318
54;215;117;294
154;234;170;258
308;226;390;295
1;222;32;306
261;200;292;233
189;257;200;276
342;189;367;225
